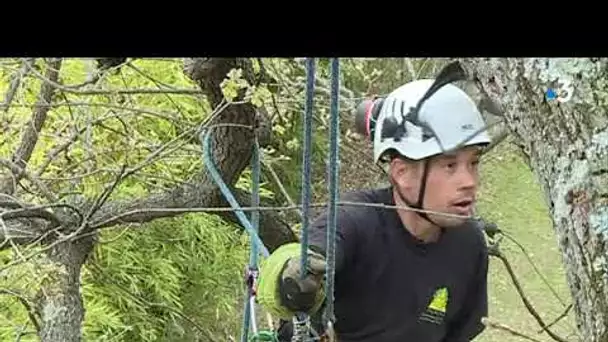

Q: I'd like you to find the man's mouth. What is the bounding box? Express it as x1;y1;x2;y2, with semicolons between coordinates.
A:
451;199;474;213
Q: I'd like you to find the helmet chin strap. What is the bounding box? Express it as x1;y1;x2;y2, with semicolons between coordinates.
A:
392;160;445;232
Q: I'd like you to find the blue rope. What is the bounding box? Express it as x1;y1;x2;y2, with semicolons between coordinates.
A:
201;58;340;341
201;128;266;341
291;57;316;342
300;57;315;277
200;129;269;259
324;58;340;327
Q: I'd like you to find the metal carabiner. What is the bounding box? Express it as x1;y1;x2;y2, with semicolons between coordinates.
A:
320;320;336;342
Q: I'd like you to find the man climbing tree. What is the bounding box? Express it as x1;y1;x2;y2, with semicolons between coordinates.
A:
257;66;492;342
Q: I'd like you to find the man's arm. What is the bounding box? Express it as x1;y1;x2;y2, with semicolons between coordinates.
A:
256;200;360;320
444;243;489;342
307;204;360;275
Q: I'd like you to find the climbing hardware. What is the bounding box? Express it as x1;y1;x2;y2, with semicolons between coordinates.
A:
200;57;341;342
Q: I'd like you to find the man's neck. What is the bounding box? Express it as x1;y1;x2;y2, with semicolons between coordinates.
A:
393;191;441;243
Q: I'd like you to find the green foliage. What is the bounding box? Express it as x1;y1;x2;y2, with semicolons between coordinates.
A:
221;68;249;102
220;67;273;108
81;214;249;341
0;250;58;341
236;169;275;200
0;58;254;341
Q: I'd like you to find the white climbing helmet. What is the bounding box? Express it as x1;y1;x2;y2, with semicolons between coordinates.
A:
372;79;492;162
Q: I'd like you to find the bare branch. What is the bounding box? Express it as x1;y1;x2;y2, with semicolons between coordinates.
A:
10;101;192;125
538;304;573;334
490;247;572;342
121;123;202;178
125;62;181;90
80;165;127;226
1;206;60;227
262;159;302;219
1;59;62;195
24;59;201;96
89;200;474;231
481;317;544;342
503;232;568;307
1;58;35;112
0;288;40;333
0;158;57;202
66;102;237;225
30;105;201;195
405;59;417;80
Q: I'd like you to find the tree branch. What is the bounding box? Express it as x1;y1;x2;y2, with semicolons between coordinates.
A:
490;247;572;342
1;206;61;227
0;58;299;257
86;58;296;252
23;58;200;96
1;58;35;112
538;304;573;334
1;58;62;195
0;158;57;203
87;173;297;252
481;317;544;342
0;288;40;333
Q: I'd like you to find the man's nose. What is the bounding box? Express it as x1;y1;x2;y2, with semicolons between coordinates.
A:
457;168;477;190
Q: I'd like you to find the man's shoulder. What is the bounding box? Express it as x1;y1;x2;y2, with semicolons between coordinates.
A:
340;186;390;203
448;219;488;254
311;187;391;227
338;187;392;217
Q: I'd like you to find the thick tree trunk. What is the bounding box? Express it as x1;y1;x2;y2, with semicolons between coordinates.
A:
36;236;95;342
462;58;608;342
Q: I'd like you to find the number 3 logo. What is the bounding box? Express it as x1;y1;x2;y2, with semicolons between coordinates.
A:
546;79;574;103
556;79;573;103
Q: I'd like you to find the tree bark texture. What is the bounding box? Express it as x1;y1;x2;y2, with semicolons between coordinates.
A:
36;236;95;342
461;58;608;342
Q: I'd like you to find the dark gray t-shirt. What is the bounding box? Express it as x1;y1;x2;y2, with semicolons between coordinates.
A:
307;187;488;342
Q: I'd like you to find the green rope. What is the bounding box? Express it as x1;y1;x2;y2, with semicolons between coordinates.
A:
249;330;279;342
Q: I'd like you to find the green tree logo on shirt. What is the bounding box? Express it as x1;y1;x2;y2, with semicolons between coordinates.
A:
419;287;449;325
428;287;449;313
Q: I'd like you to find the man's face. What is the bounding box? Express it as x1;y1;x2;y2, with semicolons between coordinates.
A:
391;146;483;227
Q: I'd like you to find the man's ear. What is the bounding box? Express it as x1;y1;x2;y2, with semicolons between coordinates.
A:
389;158;411;189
